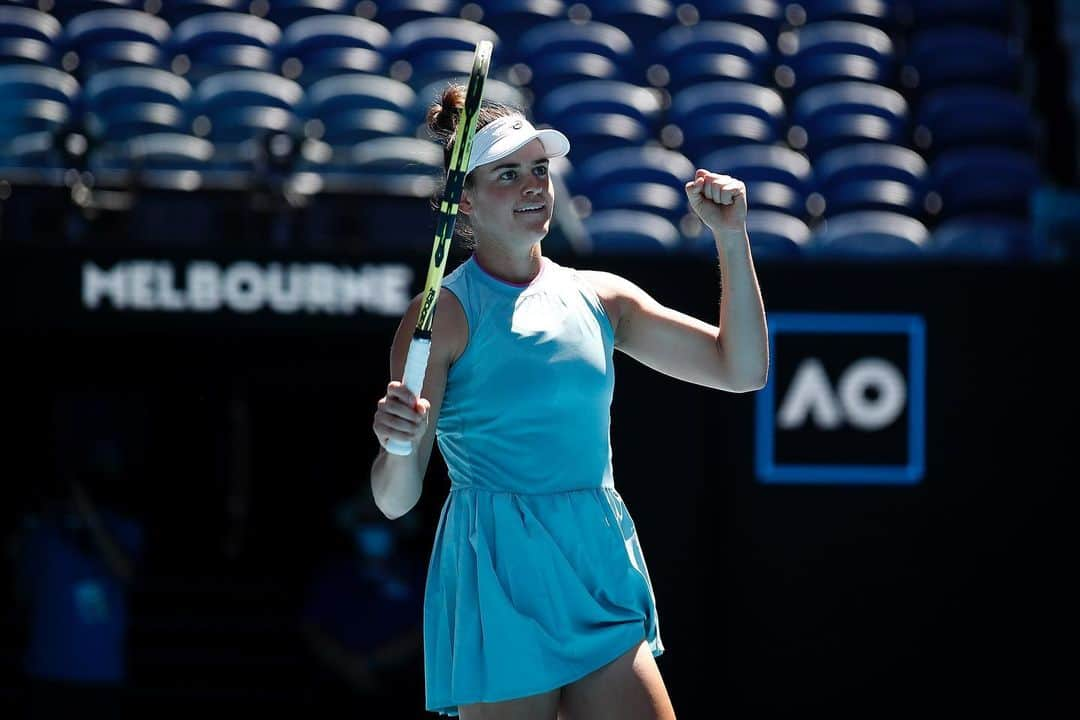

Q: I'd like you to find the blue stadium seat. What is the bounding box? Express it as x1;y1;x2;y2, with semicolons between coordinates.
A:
525;51;623;102
582;209;682;253
777;21;895;92
669;81;786;158
374;0;463;30
0;65;80;170
265;0;353;27
167;12;282;83
411;77;529;130
83;67;191;143
699;144;815;218
810;210;929;257
821;178;923;217
903;26;1021;95
0;6;61;65
58;9;170;77
905;0;1016;33
300;74;416;145
186;70;304;148
388;17;500;86
276;15;391;84
926;214;1033;260
158;0;253;25
47;0;144;22
929;147;1041;220
534;79;663;135
650;22;772;88
814;142;927;217
690;209;810;258
572;145;695;194
516;20;634;67
914;86;1037;158
785;0;901;32
552;112;650;157
471;0;567;39
588;0;678;51
692;0;784;42
588;181;687;223
789;80;908;157
343;135;444;193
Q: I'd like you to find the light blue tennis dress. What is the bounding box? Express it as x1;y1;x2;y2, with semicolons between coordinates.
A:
424;255;664;716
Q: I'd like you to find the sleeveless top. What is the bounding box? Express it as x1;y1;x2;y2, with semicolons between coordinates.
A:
423;254;663;716
436;254;615;493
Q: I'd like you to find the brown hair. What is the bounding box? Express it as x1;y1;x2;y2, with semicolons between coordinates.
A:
426;84;523;248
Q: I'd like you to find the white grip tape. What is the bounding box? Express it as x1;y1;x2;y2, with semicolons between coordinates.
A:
385;337;432;456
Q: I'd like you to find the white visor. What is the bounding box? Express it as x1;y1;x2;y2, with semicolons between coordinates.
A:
465;114;570;175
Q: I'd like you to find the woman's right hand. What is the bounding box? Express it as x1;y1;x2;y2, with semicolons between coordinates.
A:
373;381;431;453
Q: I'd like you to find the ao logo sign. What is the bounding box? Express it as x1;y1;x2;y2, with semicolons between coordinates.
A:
755;313;926;485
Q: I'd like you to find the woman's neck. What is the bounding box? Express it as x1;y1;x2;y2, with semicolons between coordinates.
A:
473;240;544;285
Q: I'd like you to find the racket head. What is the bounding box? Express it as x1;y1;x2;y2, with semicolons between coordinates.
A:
415;39;492;336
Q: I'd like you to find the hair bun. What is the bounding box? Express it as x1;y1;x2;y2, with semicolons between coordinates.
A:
426;84;467;138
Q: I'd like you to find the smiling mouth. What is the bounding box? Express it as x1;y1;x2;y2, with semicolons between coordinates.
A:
514;204;546;214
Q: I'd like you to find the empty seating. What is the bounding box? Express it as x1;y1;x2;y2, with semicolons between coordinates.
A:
0;6;61;65
785;0;901;32
582;209;682;253
388;17;499;87
265;0;354;28
470;0;567;40
699;144;815;219
276;14;391;84
914;86;1038;158
690;208;810;258
789;80;909;157
927;214;1033;260
301;73;415;146
373;0;463;30
776;21;895;92
668;81;786;158
588;0;678;51
811;210;930;257
929;147;1041;219
57;9;170;77
650;22;772;89
534;80;662;156
692;0;784;42
903;26;1022;95
814;142;927;217
83;66;191;144
167;12;281;83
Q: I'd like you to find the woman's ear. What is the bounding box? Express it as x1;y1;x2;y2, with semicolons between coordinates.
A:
459;188;472;216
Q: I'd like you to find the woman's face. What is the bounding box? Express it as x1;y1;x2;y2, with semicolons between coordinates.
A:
461;138;554;247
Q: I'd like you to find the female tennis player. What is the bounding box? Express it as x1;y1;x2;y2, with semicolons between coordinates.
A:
371;86;768;720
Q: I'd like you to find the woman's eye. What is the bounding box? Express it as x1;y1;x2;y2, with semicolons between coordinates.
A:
535;165;548;177
500;170;516;181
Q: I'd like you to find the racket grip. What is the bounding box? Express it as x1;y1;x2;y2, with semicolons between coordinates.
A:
385;337;432;457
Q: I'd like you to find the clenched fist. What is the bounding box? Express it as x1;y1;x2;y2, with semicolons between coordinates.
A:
685;169;747;234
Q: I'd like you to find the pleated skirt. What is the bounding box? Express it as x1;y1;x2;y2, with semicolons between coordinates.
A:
423;485;664;716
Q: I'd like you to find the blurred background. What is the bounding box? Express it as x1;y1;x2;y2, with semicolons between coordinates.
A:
1;0;1078;717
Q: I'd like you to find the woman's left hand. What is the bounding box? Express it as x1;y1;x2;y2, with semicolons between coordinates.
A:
685;169;747;234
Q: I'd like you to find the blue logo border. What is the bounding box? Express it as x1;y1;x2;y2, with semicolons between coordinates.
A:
755;313;926;485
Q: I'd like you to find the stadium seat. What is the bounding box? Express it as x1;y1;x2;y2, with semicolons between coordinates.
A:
0;65;80;171
373;0;463;30
588;181;687;223
410;77;529;131
692;0;784;42
929;147;1041;220
926;214;1033;260
572;145;695;195
582;209;682;253
158;0;253;25
776;21;895;91
388;17;500;86
57;9;170;77
813;142;928;217
524;51;624;102
669;81;786;158
536;79;661;129
914;86;1038;158
516;20;634;67
0;6;61;65
551;112;650;157
588;0;678;51
699;144;815;218
265;0;354;27
276;14;391;83
650;22;772;89
789;80;908;157
470;0;567;39
167;12;282;83
905;0;1016;33
810;210;929;257
300;74;416;145
83;67;191;144
47;0;144;22
690;208;810;258
784;0;901;32
902;26;1022;95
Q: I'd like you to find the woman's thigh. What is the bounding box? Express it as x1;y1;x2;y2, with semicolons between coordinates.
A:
559;641;676;720
458;688;561;720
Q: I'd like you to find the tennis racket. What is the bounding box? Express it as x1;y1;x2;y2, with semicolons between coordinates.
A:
386;39;493;456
